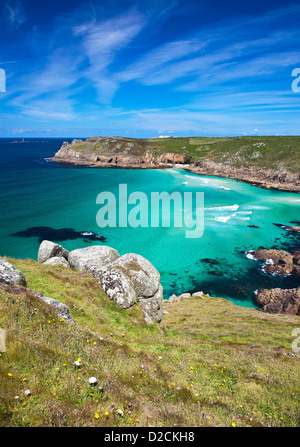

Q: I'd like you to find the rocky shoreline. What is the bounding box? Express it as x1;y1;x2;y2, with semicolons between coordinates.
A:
245;245;300;315
47;138;300;316
185;161;300;193
51;140;190;170
51;139;300;193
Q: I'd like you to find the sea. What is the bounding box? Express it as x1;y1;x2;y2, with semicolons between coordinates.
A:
1;138;300;308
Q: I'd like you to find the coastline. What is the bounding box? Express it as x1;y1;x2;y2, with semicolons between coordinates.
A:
51;154;300;194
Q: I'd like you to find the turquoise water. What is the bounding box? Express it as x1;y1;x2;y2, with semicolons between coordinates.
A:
1;138;300;308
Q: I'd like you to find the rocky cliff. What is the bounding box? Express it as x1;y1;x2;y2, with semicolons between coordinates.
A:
52;138;189;169
37;240;163;324
186;160;300;193
51;136;300;192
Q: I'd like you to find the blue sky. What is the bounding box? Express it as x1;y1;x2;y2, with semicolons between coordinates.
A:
1;0;300;137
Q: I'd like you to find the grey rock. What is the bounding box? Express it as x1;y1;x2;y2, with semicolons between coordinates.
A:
31;291;73;321
177;293;191;300
68;245;120;271
111;253;160;297
0;257;27;287
38;240;69;263
93;266;137;308
139;285;163;324
43;256;70;267
192;291;204;298
167;292;192;302
91;252;163;323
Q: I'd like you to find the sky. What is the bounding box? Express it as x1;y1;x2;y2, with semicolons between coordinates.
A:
1;0;300;138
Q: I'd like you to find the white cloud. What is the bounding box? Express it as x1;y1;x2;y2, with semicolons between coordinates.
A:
5;0;25;28
73;10;146;102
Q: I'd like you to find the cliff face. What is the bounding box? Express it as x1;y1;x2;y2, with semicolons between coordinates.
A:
52;139;190;169
186;160;300;193
51;137;300;192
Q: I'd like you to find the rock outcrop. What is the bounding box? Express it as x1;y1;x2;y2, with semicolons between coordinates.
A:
0;257;27;287
44;256;70;267
92;253;163;324
156;152;190;165
250;249;295;276
273;223;300;233
186;160;300;193
93;266;137;309
38;240;69;263
256;287;300;315
68;245;120;271
293;251;300;277
246;246;300;315
51;137;300;192
30;291;74;322
37;241;163;324
51;139;190;170
247;248;300;279
0;257;73;321
167;291;204;302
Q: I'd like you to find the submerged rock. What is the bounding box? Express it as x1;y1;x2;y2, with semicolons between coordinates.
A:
38;240;69;263
273;223;300;233
256;287;300;315
0;257;27;287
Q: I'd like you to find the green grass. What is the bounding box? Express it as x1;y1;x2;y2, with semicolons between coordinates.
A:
0;258;299;427
68;136;300;173
148;136;300;172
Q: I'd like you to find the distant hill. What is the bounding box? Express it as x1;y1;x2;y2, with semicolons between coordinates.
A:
52;136;300;192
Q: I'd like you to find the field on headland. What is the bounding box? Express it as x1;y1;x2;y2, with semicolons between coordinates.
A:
0;258;299;427
148;136;300;173
52;135;300;193
61;135;300;173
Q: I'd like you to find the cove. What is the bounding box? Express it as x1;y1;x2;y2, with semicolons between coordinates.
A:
0;139;299;308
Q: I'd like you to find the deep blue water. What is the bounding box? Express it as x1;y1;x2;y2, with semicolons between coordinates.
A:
1;138;300;307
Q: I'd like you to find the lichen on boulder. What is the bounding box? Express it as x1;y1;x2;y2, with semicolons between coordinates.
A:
68;245;120;271
38;240;69;263
0;257;27;287
92;252;163;324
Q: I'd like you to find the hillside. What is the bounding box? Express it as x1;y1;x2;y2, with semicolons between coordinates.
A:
0;258;299;427
54;135;300;172
52;136;300;193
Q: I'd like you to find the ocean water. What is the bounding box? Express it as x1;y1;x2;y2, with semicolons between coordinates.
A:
1;138;300;308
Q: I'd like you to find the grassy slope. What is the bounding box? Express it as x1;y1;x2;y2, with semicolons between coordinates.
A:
69;136;300;173
0;258;299;427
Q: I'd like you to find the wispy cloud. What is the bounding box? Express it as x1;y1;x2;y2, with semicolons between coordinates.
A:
5;0;25;28
73;10;146;102
1;1;300;136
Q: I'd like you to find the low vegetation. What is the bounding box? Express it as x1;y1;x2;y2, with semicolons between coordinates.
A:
0;258;299;427
70;136;300;173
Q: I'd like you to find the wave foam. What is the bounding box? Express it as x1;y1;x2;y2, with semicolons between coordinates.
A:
215;216;231;223
205;204;239;212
